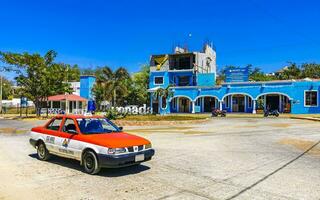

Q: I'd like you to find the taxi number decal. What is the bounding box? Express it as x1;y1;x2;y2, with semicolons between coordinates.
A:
59;149;74;155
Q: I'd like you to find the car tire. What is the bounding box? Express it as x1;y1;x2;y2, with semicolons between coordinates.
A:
83;150;101;175
37;142;51;161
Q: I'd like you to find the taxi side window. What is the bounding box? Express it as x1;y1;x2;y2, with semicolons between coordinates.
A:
63;118;77;134
47;118;63;131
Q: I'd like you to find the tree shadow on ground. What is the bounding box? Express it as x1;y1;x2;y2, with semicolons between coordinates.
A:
29;153;150;177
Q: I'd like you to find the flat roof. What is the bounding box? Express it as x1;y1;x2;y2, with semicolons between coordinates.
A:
222;78;319;85
48;94;87;101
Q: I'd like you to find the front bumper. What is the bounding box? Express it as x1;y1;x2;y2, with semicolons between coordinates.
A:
97;148;155;168
29;138;37;148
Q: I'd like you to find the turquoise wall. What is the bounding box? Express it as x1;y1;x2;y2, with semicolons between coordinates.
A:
153;80;320;114
80;76;96;100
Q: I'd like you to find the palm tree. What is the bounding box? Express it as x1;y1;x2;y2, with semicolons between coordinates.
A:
154;85;174;110
94;66;131;106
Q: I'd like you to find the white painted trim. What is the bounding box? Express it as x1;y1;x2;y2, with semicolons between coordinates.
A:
230;95;233;112
169;95;193;102
222;92;254;101
154;76;164;86
255;92;292;100
304;90;318;107
193;95;220;102
192;101;195;113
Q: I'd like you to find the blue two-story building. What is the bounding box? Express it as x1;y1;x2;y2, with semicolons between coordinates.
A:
148;44;320;115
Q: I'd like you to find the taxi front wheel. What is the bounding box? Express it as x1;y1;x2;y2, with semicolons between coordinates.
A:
37;142;51;161
83;151;101;175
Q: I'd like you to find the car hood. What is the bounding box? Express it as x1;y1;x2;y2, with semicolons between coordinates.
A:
83;132;150;148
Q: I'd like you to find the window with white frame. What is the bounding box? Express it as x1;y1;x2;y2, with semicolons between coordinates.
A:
154;76;164;85
305;91;318;107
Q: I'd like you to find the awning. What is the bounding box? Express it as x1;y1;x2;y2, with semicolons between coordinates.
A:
48;94;87;102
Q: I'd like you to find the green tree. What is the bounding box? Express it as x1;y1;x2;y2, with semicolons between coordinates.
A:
66;64;80;81
93;66;131;107
300;63;320;79
153;85;173;100
126;65;150;105
0;50;72;116
276;62;301;80
249;67;276;81
1;77;13;100
81;68;96;75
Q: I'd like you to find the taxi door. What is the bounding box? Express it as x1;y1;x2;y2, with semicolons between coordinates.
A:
44;117;64;153
58;118;83;160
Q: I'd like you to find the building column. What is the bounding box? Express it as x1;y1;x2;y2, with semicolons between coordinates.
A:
244;96;247;113
50;101;53;109
252;100;256;114
201;97;204;112
264;95;267;110
66;100;69;114
175;97;179;113
192;101;195;114
230;95;233;112
76;101;79;114
279;95;282;112
150;93;153;114
158;96;162;115
219;101;223;111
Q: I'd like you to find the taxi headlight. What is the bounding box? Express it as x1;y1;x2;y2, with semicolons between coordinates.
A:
108;148;127;154
145;143;152;149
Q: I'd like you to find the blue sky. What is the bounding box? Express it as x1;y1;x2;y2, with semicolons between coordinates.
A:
1;0;320;80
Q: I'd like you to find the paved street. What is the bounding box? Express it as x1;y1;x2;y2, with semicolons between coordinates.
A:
1;118;320;200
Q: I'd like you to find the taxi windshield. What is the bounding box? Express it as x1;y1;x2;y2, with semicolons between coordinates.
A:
76;118;120;134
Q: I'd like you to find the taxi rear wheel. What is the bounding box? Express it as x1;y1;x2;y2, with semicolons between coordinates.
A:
37;142;51;161
83;151;101;175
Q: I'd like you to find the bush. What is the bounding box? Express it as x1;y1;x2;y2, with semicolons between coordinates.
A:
104;109;127;120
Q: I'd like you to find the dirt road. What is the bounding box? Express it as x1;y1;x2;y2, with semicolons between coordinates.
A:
1;118;320;200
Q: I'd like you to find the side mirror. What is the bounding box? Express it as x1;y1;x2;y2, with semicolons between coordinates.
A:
67;129;78;134
118;126;123;131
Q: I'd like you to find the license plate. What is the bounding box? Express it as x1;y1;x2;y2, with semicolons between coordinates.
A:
135;154;145;162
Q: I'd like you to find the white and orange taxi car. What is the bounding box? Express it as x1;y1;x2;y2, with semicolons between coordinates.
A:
29;115;155;174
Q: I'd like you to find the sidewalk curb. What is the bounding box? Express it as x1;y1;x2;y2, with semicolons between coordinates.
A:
290;116;320;122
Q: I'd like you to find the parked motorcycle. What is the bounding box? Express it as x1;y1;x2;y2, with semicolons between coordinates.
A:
212;109;227;117
264;109;279;117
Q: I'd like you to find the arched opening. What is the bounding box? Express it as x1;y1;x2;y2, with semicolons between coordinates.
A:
170;96;192;113
222;93;253;113
195;96;219;112
256;93;291;113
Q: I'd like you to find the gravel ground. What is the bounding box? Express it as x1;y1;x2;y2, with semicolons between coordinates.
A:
0;118;320;200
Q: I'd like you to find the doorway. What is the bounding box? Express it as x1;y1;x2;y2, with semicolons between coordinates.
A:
204;97;216;112
232;95;245;112
266;95;280;111
179;97;191;113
